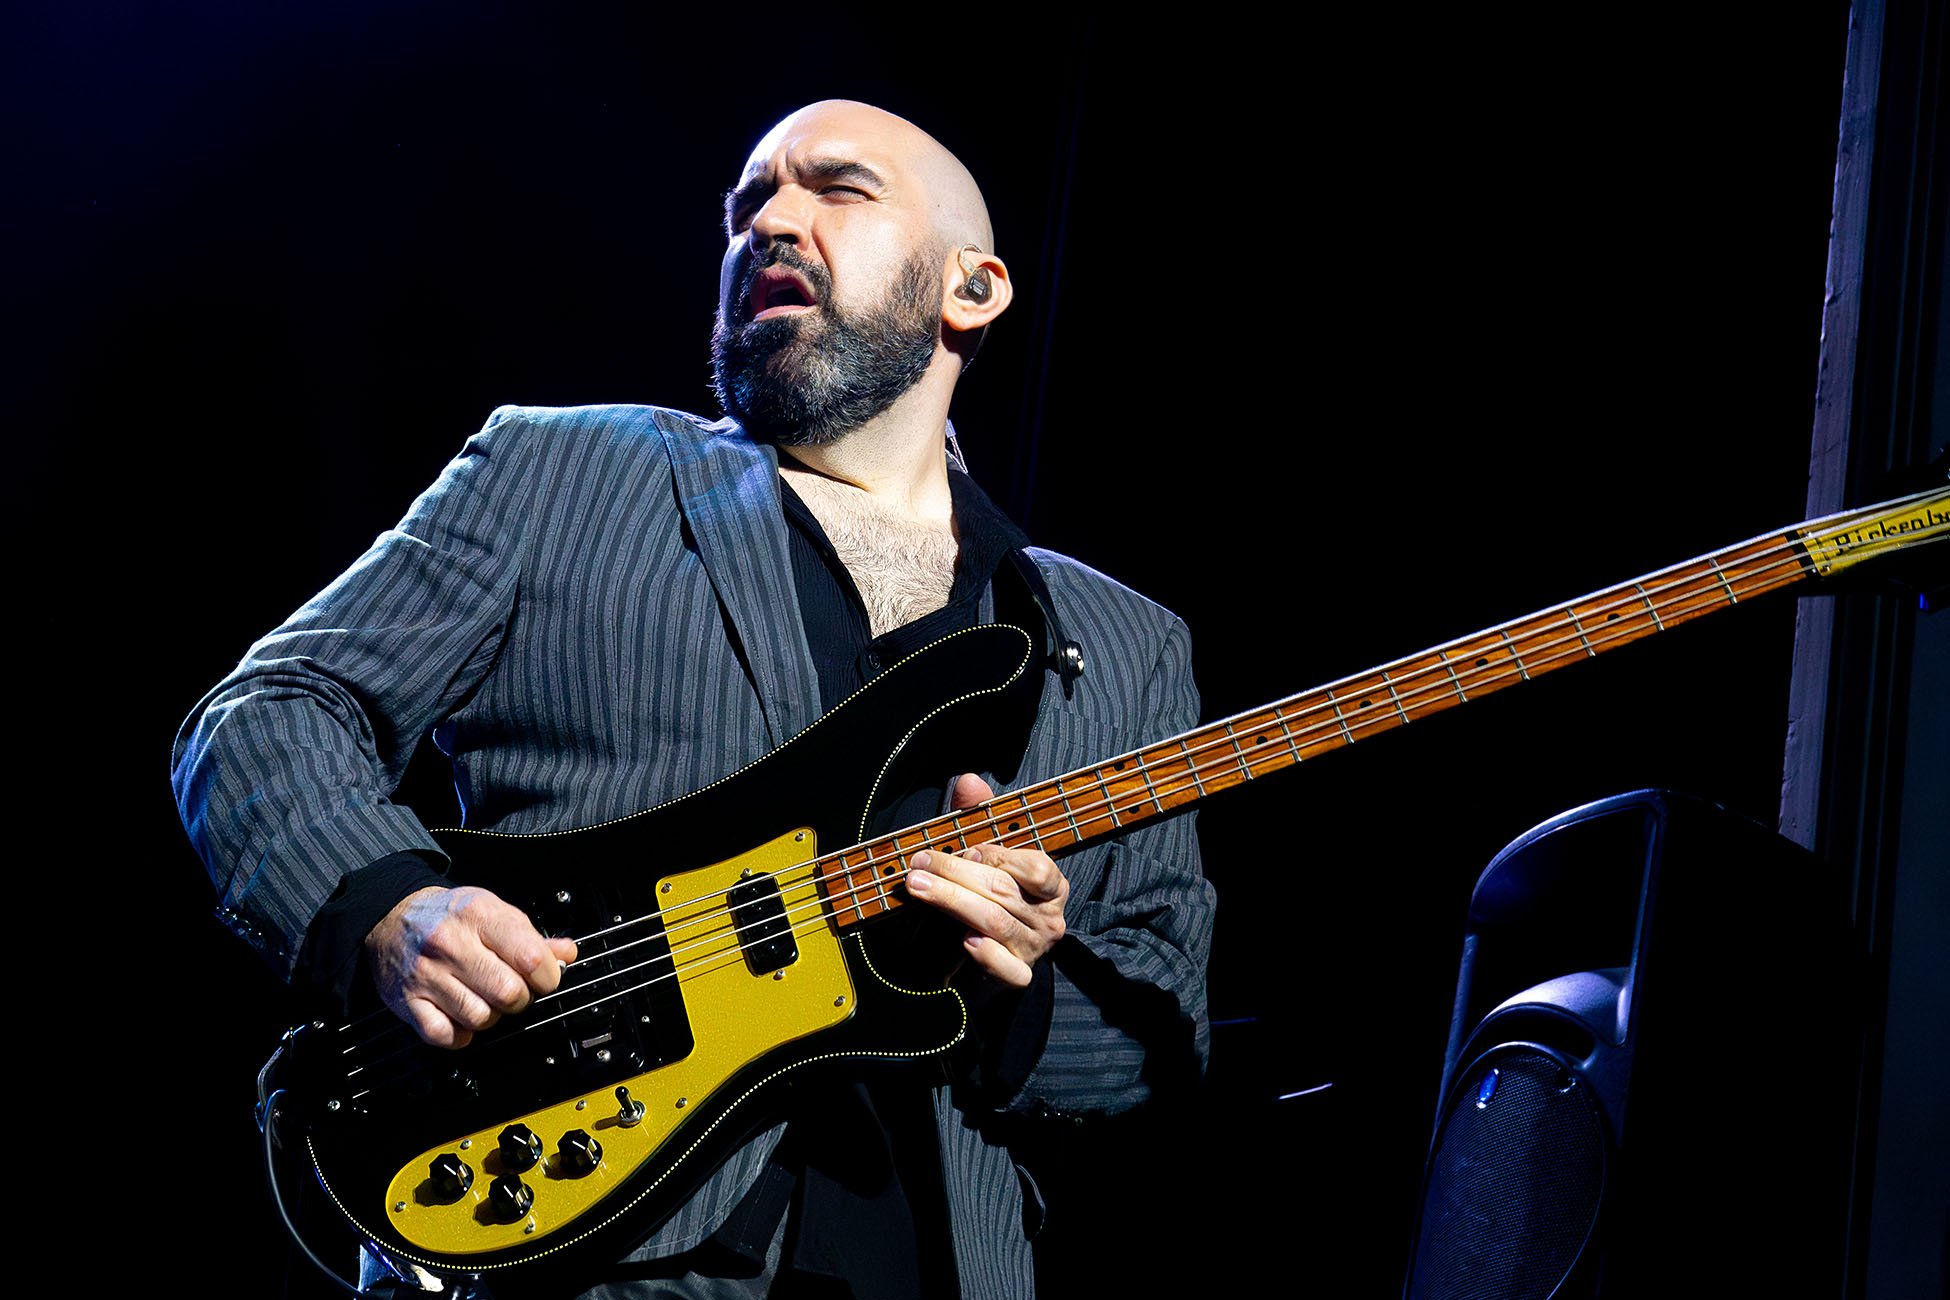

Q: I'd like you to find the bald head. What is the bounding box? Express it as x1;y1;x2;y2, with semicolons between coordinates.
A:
713;100;1013;444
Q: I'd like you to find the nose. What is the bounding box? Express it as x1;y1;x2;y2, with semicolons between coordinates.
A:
747;185;809;254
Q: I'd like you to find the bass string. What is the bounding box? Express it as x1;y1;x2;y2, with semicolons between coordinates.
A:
334;506;1942;1066
634;525;1819;934
340;542;1798;1068
574;530;1805;955
335;526;1807;1062
761;483;1941;909
540;501;1918;972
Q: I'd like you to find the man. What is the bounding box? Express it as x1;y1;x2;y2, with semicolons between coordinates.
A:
175;101;1213;1298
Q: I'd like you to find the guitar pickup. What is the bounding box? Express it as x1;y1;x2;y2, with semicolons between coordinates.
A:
728;873;798;975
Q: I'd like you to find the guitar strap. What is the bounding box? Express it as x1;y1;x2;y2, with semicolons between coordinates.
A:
998;549;1085;701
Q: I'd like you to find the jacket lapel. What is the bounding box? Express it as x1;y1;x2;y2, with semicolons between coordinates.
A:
655;412;820;747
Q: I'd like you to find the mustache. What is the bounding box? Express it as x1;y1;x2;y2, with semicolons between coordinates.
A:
731;245;832;326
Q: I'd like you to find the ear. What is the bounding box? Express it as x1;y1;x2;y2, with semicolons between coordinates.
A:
940;246;1012;335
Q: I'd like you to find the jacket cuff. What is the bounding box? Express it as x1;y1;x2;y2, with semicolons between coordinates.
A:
293;850;450;1016
966;954;1056;1105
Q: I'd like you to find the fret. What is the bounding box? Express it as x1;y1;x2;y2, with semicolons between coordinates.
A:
1226;722;1255;777
1275;704;1305;760
867;845;894;912
1633;582;1666;630
1237;711;1297;774
1324;688;1357;744
1178;735;1210;796
992;795;1031;847
1059;781;1086;841
1094;767;1123;828
1015;797;1049;853
1496;629;1532;681
843;851;870;924
1437;650;1469;702
1719;543;1779;598
1705;555;1739;604
1564;605;1596;657
837;860;862;902
898;827;934;886
1135;752;1169;814
1379;671;1411;724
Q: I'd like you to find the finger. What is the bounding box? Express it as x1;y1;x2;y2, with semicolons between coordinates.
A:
472;901;568;1001
906;856;1028;944
538;936;580;992
425;965;509;1032
447;937;535;1015
494;934;579;999
399;994;460;1049
922;844;1067;915
400;988;486;1050
949;772;994;811
959;932;1033;988
959;843;1067;904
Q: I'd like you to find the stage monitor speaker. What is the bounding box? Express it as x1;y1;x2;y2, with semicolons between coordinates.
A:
1403;790;1858;1299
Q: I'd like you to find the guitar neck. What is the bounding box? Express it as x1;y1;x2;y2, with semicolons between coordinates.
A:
820;485;1950;927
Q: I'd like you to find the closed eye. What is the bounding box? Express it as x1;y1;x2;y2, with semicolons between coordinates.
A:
723;160;884;234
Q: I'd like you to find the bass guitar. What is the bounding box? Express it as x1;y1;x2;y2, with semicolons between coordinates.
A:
260;482;1947;1289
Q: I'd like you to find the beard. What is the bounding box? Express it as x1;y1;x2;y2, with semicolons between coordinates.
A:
711;245;939;447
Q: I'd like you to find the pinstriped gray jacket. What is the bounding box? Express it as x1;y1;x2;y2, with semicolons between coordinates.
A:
173;404;1214;1297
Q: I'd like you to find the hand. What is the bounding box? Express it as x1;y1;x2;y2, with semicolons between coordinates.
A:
904;773;1069;987
364;885;579;1049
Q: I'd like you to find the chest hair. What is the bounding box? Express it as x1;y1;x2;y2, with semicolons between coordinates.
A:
783;469;960;638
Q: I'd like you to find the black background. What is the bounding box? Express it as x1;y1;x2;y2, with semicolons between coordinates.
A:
15;4;1858;1294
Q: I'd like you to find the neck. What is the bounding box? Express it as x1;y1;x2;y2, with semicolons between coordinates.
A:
777;368;958;521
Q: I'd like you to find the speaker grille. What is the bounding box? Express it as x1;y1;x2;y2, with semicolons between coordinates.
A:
1408;1048;1605;1300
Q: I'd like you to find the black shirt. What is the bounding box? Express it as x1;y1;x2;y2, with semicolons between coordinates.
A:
756;459;1031;1300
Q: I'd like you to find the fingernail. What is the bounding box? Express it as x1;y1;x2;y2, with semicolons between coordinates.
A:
907;869;933;894
910;852;930;871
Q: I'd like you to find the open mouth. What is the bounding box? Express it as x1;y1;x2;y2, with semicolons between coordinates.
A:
751;267;818;320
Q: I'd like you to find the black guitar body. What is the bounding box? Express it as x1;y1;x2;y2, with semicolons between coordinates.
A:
247;484;1950;1291
266;623;1041;1290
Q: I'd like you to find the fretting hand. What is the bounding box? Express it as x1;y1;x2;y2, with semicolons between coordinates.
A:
904;773;1069;987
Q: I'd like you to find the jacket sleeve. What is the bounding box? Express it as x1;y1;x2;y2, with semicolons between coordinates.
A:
171;407;537;979
999;583;1215;1117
